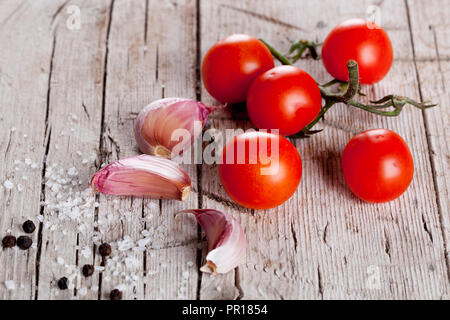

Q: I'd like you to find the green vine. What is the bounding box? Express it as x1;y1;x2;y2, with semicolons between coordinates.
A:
259;39;437;137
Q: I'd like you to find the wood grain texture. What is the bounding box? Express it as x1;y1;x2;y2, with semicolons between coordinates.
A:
406;0;450;282
0;0;67;300
199;0;449;299
95;0;199;300
0;0;448;300
36;0;110;300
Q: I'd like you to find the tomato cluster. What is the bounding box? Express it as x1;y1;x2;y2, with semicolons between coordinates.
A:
202;21;414;209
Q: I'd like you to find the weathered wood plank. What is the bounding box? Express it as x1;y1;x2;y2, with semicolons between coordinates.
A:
0;0;67;300
406;0;450;283
36;0;111;300
199;0;449;299
95;0;199;300
0;0;448;300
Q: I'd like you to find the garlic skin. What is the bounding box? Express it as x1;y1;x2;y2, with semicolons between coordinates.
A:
181;209;246;274
134;98;216;158
90;154;191;200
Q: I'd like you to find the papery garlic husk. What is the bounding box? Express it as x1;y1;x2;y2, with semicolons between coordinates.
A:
180;209;246;274
90;154;191;200
134;98;216;158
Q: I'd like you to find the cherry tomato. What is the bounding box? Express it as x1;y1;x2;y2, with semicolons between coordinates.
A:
201;34;274;104
321;19;393;84
341;129;414;203
246;65;322;136
219;132;302;209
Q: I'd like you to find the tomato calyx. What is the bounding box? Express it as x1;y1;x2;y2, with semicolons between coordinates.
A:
260;39;438;138
288;39;320;62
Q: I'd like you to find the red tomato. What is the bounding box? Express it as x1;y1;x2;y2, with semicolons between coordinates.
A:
321;19;393;84
341;129;414;203
201;34;274;104
246;65;322;136
219;132;302;209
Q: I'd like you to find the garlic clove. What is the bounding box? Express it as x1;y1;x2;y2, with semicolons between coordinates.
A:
180;209;246;274
134;98;217;159
90;154;191;200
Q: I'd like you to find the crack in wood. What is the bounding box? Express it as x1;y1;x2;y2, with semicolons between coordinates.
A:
383;228;392;261
33;30;57;300
155;43;159;81
317;265;323;299
195;0;204;301
50;0;70;26
94;0;115;300
290;221;298;253
430;25;446;91
421;214;434;243
4;130;12;156
81;102;90;120
220;4;305;31
234;267;244;300
144;0;149;45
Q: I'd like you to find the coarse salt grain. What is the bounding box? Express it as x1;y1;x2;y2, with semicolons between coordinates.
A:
57;257;65;265
3;180;14;189
5;280;15;290
78;286;87;296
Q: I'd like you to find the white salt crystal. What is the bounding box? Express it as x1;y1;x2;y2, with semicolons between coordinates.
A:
182;271;189;279
57;257;65;265
36;215;44;222
75;151;82;157
91;286;99;292
25;158;32;165
78;286;87;296
216;286;222;292
67;167;78;176
17;184;23;192
187;261;194;267
81;247;91;258
10;127;16;132
31;163;38;169
3;180;14;189
137;238;151;248
4;280;15;290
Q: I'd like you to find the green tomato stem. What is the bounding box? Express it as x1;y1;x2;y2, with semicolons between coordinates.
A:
258;39;438;137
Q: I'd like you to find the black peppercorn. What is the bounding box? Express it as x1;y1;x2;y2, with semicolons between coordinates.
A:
16;236;32;250
2;235;16;248
82;264;94;277
99;243;112;257
110;289;123;300
22;220;36;233
57;277;69;290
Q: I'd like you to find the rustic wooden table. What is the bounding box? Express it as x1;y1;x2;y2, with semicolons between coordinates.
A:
0;0;448;300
